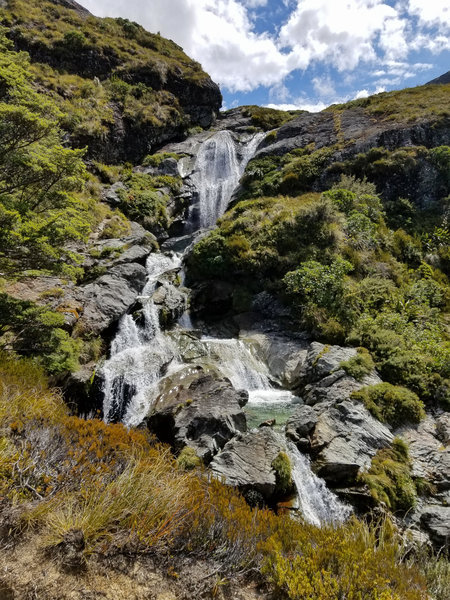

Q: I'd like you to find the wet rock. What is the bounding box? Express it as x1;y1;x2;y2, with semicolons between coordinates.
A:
147;373;248;463
420;506;450;549
247;332;309;388
210;427;286;501
76;262;147;334
399;416;450;492
152;283;188;328
286;400;393;485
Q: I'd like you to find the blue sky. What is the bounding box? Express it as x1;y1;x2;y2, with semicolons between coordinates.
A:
81;0;450;112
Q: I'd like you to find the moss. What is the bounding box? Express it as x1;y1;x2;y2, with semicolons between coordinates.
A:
360;438;417;512
271;451;293;496
340;348;375;380
241;105;302;131
351;383;425;427
176;446;202;471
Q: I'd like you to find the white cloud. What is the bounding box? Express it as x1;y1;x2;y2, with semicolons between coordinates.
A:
408;0;450;29
279;0;403;72
266;101;329;113
80;0;449;94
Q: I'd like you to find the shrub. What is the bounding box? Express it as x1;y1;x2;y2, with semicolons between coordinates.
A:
340;348;375;380
360;438;417;512
177;446;202;471
271;452;293;496
351;383;425;427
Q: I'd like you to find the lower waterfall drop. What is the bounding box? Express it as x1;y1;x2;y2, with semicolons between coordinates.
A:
287;441;352;526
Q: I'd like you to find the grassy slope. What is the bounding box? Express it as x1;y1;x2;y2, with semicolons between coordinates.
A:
1;353;447;600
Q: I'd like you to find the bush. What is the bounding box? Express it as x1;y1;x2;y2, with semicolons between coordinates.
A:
271;452;293;496
351;383;425;427
360;438;417;512
340;348;375;380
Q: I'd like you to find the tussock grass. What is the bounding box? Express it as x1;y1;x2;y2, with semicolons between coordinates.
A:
0;352;442;599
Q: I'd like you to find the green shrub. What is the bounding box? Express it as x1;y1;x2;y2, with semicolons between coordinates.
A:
360;438;417;512
340;348;375;380
177;446;202;471
351;383;425;427
271;451;293;496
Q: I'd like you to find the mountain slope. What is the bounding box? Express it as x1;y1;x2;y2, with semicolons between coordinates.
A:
427;70;450;85
0;0;222;162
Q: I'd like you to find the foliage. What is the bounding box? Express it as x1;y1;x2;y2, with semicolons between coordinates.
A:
359;439;418;512
328;82;450;124
142;152;181;167
0;354;433;598
271;451;293;496
0;294;82;374
352;383;425;427
241;105;302;131
340;348;375;381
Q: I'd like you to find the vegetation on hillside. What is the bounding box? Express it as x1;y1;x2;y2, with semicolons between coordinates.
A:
188;177;450;411
1;353;448;599
0;0;219;160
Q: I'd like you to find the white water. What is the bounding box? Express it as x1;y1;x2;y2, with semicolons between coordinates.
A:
100;127;351;527
287;441;352;526
194;130;264;228
101;252;182;425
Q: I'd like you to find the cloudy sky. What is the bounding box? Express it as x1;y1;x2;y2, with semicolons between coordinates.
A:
80;0;449;111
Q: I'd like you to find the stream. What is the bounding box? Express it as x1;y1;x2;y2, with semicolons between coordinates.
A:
99;127;350;526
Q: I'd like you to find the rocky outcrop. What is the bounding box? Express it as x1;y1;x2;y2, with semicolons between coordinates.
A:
420;506;450;548
297;342;382;405
147;373;248;462
399;415;450;492
286;400;393;485
210;427;287;501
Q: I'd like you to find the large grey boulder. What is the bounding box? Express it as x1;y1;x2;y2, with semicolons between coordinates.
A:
77;262;147;334
420;506;450;548
297;342;381;405
147;373;248;463
245;332;309;388
286;400;393;484
210;427;286;500
399;416;450;492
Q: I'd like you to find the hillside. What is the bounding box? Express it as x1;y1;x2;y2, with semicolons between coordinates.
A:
0;2;449;599
0;0;222;162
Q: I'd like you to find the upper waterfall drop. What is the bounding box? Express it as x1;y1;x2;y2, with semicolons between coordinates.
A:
194;130;264;228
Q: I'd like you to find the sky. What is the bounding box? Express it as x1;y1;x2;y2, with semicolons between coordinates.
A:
80;0;450;112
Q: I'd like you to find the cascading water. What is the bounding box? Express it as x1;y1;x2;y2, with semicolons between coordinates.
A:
286;441;352;526
194;130;264;228
100;126;351;527
101;252;182;425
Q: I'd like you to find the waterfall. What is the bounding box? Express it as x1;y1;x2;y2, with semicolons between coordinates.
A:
194;130;264;228
286;441;352;526
100;252;182;425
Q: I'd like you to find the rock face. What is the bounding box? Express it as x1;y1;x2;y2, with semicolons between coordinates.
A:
420;506;450;548
297;342;382;405
399;415;450;492
286;400;393;485
147;373;248;463
210;427;287;500
256;107;450;206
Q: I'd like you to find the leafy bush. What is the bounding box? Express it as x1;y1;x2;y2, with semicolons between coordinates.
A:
271;452;293;496
340;348;375;380
352;383;425;427
360;438;417;512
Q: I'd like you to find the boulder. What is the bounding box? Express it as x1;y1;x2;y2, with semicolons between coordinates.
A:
210;427;286;500
420;506;450;548
147;373;248;463
297;342;382;405
399;416;450;492
76;262;147;334
152;283;188;328
245;332;309;388
286;400;393;485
